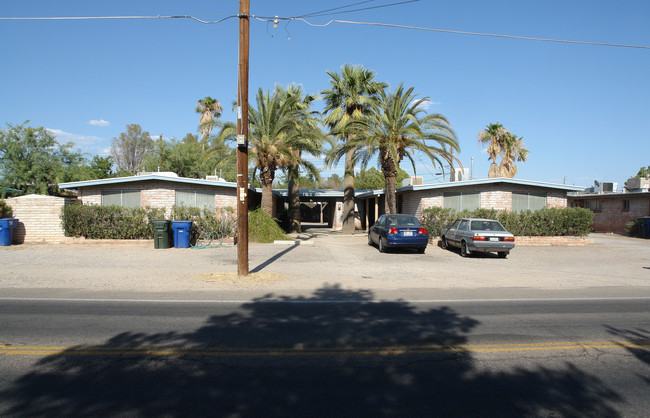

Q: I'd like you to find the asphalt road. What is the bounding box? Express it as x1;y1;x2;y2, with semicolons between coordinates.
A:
1;295;649;417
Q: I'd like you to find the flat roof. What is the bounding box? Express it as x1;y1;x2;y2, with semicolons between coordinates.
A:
397;177;585;193
59;174;239;190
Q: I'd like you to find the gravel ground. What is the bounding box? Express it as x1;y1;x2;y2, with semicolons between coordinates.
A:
1;231;649;297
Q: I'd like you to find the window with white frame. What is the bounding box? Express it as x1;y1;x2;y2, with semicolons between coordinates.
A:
175;190;215;211
443;191;479;211
512;191;547;211
101;190;141;208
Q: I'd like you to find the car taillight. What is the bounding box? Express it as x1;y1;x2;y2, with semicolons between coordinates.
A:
504;237;515;242
472;236;486;241
389;227;398;235
418;228;427;235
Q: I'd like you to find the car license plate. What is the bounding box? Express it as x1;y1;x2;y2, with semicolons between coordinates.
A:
404;231;413;236
489;237;499;242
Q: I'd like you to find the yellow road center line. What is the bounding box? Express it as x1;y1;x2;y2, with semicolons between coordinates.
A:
1;340;648;357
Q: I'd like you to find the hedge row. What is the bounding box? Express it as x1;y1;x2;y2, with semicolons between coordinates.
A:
61;204;238;241
170;205;237;243
61;204;165;239
421;207;593;237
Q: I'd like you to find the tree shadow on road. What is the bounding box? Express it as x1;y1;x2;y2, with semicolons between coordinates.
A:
605;325;650;384
2;285;622;417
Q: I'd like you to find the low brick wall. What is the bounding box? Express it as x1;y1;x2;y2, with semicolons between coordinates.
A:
432;235;592;246
5;194;75;244
514;236;592;246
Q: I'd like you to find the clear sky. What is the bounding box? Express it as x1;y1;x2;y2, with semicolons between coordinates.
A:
1;0;649;189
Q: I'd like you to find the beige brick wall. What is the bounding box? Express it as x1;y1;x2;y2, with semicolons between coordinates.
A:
5;194;74;243
78;181;237;217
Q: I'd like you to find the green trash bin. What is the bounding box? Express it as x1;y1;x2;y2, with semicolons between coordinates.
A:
638;217;650;239
153;220;172;249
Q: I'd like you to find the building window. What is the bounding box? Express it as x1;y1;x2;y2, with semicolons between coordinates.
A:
176;190;215;211
622;200;630;211
101;190;141;208
443;191;479;211
512;191;547;211
585;200;601;211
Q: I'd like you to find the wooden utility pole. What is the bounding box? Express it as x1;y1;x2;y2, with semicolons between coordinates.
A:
237;0;250;276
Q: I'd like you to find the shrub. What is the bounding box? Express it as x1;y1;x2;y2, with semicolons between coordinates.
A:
248;208;290;243
0;199;12;218
61;204;165;239
421;207;593;237
625;220;639;237
171;205;236;243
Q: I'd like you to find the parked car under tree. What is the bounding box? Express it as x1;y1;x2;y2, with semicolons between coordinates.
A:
440;218;515;258
368;214;429;253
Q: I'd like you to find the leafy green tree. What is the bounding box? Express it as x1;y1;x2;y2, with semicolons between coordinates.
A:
635;166;650;178
321;173;343;189
110;124;153;175
354;167;410;190
89;156;115;179
337;84;459;214
0;122;83;194
322;64;387;232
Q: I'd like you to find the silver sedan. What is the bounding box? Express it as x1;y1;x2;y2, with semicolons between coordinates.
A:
440;218;515;258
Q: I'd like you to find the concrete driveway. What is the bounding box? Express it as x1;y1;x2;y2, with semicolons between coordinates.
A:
1;230;649;301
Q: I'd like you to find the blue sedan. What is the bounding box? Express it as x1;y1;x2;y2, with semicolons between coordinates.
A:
368;214;429;253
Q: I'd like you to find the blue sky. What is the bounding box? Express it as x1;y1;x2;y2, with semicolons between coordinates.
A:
1;0;649;189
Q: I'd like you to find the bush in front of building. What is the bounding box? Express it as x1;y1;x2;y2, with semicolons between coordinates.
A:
0;199;12;218
248;208;291;243
422;207;593;237
61;204;165;239
171;205;236;244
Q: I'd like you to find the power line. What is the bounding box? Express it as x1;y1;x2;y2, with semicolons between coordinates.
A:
0;14;238;24
294;18;650;50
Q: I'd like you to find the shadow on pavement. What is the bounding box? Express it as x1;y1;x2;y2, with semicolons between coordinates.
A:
2;285;622;417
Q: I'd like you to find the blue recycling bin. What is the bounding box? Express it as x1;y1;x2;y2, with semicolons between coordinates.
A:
171;221;193;248
0;218;17;246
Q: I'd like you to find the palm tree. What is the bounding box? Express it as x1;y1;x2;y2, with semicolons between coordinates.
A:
248;87;318;217
498;132;529;178
337;84;460;214
477;123;528;178
477;122;507;178
196;96;223;149
278;84;325;233
322;64;387;233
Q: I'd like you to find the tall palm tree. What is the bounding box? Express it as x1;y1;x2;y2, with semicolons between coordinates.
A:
477;123;528;178
278;84;325;233
477;122;507;178
248;87;318;217
322;64;387;233
498;132;529;178
337;84;460;214
196;97;223;149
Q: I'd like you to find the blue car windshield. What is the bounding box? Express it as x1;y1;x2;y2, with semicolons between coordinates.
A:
470;221;506;231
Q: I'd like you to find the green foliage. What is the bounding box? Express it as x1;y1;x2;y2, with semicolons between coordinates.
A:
355;167;410;190
0;122;85;195
248;208;290;243
635;166;650;178
625;220;639;237
0;199;12;218
61;204;165;239
422;207;593;237
110;124;154;174
170;205;236;243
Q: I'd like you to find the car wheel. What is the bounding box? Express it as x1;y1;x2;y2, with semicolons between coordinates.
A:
498;251;508;259
460;241;470;257
441;237;448;250
379;237;387;253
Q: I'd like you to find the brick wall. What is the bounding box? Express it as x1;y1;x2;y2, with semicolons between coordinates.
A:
588;195;650;232
5;194;74;243
78;181;237;217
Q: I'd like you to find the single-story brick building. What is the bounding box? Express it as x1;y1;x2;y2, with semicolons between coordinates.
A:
357;178;585;230
568;191;650;233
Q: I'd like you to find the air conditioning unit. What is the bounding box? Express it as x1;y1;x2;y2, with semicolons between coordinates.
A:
402;176;423;187
206;175;226;182
451;168;469;182
602;182;617;193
